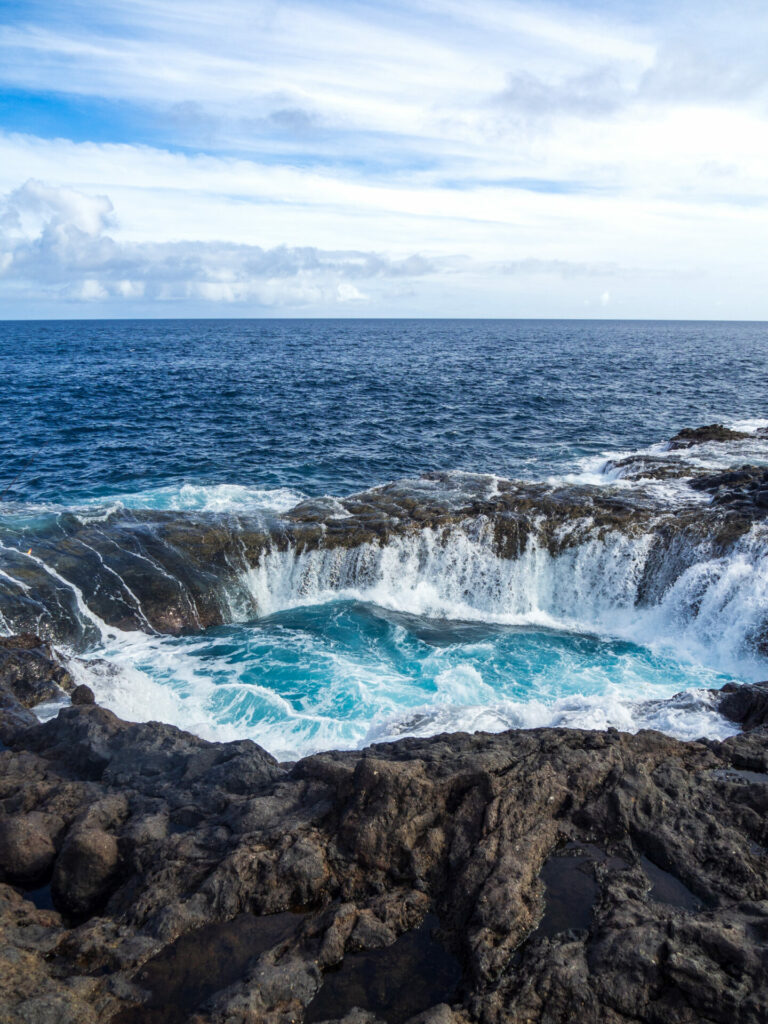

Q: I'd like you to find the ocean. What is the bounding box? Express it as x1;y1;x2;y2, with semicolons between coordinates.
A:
2;318;768;759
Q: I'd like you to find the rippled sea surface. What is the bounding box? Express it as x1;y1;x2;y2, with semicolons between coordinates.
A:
2;319;768;758
3;318;767;504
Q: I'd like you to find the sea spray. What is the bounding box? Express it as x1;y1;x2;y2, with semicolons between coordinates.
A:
239;520;768;677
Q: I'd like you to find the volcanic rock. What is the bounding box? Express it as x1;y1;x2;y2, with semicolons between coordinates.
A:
716;680;768;730
0;633;74;705
52;826;120;917
1;638;768;1023
0;812;57;883
71;683;96;706
668;424;752;449
689;464;768;514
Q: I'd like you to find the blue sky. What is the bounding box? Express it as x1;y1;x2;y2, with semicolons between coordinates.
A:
1;0;767;317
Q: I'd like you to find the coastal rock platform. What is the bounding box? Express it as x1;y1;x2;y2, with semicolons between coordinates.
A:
1;640;768;1024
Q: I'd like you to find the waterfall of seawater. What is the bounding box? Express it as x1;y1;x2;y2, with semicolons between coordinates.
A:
4;511;755;760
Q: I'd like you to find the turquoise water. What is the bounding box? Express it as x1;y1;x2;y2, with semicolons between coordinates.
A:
76;599;743;760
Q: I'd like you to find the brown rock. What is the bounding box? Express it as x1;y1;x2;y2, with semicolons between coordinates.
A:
1;647;768;1024
71;684;96;706
52;827;119;917
668;423;751;449
0;635;73;707
0;813;56;883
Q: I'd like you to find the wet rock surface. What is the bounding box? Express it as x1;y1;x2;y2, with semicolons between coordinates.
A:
0;634;74;706
689;465;768;511
1;641;768;1023
0;634;74;745
714;680;768;731
667;424;756;449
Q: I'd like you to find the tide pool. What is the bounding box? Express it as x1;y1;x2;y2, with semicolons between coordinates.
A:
70;600;739;760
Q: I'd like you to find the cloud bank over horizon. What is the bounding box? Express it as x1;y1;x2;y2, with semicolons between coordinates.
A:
0;0;767;318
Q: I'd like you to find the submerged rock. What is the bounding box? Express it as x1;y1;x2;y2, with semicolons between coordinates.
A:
1;641;768;1023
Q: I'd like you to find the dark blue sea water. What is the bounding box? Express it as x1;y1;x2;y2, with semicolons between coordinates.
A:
2;319;767;506
2;319;768;758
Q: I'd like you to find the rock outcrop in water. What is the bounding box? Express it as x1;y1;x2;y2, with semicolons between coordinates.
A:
667;424;755;449
1;640;768;1024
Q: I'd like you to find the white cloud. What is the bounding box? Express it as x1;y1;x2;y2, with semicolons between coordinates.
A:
0;179;443;307
78;278;107;300
1;175;675;316
1;1;767;315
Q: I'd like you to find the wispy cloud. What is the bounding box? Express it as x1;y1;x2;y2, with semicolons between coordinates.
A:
0;1;767;316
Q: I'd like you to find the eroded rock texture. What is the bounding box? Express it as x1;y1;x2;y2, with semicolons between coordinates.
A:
1;642;768;1024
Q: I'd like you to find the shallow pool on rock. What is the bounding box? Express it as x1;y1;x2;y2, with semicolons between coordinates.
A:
305;914;461;1024
112;912;303;1024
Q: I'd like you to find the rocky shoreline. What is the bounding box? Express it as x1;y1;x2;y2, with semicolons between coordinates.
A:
2;636;768;1024
2;424;768;650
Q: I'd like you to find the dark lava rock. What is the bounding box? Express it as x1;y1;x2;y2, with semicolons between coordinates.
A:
0;633;74;706
668;424;752;449
0;813;57;883
0;645;768;1023
715;681;768;730
52;826;120;917
0;685;38;745
689;465;768;493
71;683;96;706
602;455;692;481
688;465;768;516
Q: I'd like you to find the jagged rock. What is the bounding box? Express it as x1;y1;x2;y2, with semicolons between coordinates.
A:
715;681;768;730
1;644;768;1022
0;687;38;745
0;881;119;1024
0;634;73;705
602;454;692;481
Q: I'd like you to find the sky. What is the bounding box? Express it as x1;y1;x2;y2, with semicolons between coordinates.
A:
0;0;767;318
